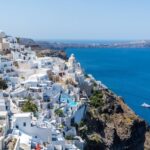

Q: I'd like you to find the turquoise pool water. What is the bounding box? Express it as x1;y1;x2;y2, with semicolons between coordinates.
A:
60;95;77;107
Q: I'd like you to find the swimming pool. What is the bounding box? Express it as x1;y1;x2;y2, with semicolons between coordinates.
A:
60;94;77;107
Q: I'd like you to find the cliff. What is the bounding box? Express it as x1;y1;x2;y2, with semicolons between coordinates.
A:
36;49;67;60
17;37;150;149
76;89;150;150
17;37;67;60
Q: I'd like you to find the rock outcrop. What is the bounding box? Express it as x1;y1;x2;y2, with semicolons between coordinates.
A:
17;37;67;60
77;89;150;150
36;49;67;60
144;130;150;150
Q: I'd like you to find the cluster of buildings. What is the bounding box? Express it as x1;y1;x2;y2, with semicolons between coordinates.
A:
0;31;106;150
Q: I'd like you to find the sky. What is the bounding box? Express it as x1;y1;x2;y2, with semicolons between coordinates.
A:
0;0;150;40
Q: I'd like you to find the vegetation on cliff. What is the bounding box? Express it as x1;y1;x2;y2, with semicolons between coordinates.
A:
36;49;67;60
90;90;104;108
76;89;149;150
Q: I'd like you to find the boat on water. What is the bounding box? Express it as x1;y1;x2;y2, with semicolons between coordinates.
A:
141;102;150;108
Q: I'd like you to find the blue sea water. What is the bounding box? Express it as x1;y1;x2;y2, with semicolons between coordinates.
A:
66;48;150;124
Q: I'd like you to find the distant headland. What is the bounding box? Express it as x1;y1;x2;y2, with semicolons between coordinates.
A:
18;38;150;50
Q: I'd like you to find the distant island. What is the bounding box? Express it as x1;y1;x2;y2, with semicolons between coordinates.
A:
18;38;150;50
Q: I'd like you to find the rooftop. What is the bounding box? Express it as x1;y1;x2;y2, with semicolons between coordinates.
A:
0;111;7;117
14;112;32;118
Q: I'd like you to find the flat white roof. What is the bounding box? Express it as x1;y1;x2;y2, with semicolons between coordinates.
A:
24;73;47;83
29;87;41;90
30;73;46;78
12;88;25;93
0;98;5;102
19;131;32;146
14;112;31;118
0;111;7;116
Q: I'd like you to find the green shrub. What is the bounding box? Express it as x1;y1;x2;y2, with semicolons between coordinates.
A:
79;120;85;127
55;109;64;117
22;100;38;114
90;91;104;108
0;78;8;90
65;135;74;140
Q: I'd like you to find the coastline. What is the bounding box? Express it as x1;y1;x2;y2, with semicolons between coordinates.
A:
66;47;150;124
1;32;150;149
21;39;150;148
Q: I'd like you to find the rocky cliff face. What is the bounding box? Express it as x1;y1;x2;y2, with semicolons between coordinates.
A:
145;130;150;150
77;89;150;150
18;37;67;60
36;49;67;60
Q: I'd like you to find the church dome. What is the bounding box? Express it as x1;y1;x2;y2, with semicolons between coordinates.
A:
69;54;75;62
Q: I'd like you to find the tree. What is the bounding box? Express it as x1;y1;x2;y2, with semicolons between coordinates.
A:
22;100;38;113
0;78;8;90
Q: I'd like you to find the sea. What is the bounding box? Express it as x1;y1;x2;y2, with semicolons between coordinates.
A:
66;48;150;124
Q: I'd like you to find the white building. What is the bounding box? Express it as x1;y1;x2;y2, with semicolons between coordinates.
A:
0;111;9;150
12;113;51;143
11;47;36;62
0;31;10;51
0;56;13;73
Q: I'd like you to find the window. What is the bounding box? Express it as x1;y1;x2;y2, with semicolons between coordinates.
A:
23;122;26;127
52;137;57;141
16;125;19;129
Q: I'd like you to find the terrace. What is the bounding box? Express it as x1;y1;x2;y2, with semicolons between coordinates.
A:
4;135;20;150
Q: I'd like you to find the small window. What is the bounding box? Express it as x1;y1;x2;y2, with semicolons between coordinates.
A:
16;125;19;129
35;136;37;138
23;122;26;127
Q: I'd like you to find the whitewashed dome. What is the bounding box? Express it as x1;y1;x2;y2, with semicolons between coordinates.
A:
69;54;75;62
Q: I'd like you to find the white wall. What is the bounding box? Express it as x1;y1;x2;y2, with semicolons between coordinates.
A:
73;105;86;124
65;127;76;137
13;116;51;142
0;60;12;71
0;136;4;150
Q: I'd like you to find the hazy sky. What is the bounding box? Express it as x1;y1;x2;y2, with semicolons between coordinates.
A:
0;0;150;40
